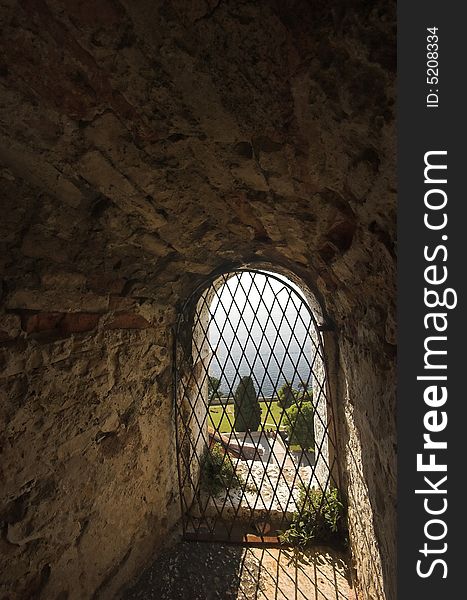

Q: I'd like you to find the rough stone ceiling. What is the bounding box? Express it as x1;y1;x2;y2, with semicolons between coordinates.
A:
0;0;396;350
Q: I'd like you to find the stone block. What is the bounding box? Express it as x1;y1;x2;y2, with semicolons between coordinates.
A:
7;290;109;313
105;313;151;330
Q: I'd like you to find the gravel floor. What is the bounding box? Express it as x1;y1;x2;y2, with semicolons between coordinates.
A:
122;541;355;600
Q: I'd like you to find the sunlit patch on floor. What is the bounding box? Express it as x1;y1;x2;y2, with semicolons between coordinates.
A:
122;541;355;600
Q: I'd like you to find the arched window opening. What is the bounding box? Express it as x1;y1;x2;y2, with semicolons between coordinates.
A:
174;269;343;545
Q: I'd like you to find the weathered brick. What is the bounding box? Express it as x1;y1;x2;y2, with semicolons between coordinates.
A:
105;313;150;330
21;312;62;333
108;295;137;311
59;313;100;334
87;274;126;295
20;312;100;335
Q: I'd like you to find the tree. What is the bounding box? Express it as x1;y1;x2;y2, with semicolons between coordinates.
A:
277;381;296;410
233;376;261;432
297;382;313;404
285;401;315;450
208;375;222;403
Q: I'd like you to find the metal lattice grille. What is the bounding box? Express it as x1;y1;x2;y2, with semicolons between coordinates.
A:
174;270;340;544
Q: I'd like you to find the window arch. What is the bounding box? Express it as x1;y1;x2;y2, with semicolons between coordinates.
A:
174;269;342;543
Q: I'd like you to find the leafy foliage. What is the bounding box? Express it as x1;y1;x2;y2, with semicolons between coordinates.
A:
208;375;222;402
277;382;313;409
233;376;261;432
296;382;313;403
199;443;243;495
284;401;314;450
279;486;347;549
276;381;296;410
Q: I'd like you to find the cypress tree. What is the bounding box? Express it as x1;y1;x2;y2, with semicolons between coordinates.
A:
233;376;261;432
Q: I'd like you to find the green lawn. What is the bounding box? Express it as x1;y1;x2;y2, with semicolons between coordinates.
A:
209;400;287;434
209;403;235;432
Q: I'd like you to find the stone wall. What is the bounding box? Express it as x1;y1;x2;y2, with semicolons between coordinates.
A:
0;1;396;599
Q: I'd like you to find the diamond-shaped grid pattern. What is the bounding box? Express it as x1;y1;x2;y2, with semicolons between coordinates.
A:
174;270;341;544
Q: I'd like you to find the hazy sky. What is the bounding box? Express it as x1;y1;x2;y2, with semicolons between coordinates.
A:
207;272;314;396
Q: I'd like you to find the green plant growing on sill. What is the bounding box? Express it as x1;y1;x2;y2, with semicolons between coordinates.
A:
199;443;244;495
279;485;348;550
